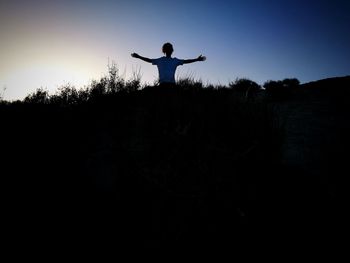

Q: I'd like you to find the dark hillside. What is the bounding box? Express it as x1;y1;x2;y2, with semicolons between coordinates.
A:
275;76;350;180
1;77;349;248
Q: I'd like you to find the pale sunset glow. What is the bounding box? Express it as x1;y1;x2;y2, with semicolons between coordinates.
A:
3;63;91;95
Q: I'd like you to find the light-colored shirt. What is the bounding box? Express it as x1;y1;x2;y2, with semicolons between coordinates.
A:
152;57;184;84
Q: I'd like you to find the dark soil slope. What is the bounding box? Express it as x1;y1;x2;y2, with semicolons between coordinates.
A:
1;76;349;248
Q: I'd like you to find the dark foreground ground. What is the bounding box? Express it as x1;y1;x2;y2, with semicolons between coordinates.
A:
1;77;349;249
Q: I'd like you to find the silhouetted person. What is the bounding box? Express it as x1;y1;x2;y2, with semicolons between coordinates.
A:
131;42;206;85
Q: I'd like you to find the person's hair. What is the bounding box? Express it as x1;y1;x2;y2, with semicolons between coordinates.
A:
162;42;174;56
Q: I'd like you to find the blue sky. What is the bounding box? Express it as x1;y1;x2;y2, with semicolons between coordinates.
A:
1;0;349;100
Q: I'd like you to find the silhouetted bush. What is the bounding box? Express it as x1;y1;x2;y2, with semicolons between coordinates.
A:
24;88;50;104
229;78;262;99
264;78;300;100
176;77;203;92
125;69;142;93
282;78;300;88
89;78;108;98
106;62;128;94
49;84;90;106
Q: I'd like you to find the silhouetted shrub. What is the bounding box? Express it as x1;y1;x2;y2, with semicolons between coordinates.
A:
229;78;261;99
49;84;89;106
24;88;50;104
125;79;140;93
0;87;5;102
206;84;216;91
177;78;203;93
124;68;142;93
86;63;142;97
264;78;300;100
282;78;300;88
106;62;127;93
89;78;108;99
263;80;281;91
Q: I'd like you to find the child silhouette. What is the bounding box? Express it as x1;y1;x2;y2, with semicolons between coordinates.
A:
131;42;206;85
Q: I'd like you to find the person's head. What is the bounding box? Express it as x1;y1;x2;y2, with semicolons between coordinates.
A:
162;42;174;57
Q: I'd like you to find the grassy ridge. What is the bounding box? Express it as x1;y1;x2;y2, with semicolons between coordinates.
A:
1;74;348;248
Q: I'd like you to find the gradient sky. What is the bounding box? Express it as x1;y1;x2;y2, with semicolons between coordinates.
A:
1;0;349;100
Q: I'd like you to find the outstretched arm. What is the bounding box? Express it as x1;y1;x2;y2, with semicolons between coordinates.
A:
183;55;206;64
131;53;152;63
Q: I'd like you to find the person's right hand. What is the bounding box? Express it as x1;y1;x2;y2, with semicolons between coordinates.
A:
131;53;139;58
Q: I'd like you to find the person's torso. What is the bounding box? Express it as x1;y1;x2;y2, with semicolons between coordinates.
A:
154;57;182;83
